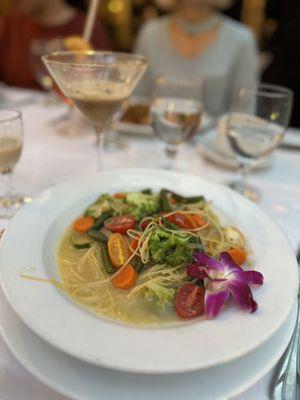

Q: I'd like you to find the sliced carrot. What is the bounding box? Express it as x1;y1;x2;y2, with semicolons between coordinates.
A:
112;264;137;290
113;192;126;199
227;247;247;265
191;214;208;228
73;217;94;233
129;239;139;253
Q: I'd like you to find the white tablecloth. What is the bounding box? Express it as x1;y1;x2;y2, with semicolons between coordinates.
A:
0;88;300;400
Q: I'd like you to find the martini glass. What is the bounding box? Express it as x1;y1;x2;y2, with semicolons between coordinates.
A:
43;51;147;168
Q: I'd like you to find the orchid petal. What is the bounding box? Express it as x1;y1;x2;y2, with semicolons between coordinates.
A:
242;270;264;286
205;289;230;319
220;252;241;272
227;279;258;313
186;264;209;280
193;252;212;264
193;252;224;272
229;269;264;286
190;251;263;318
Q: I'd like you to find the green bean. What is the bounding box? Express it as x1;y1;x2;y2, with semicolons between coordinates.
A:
141;188;152;195
88;230;108;243
132;257;145;274
159;189;172;212
170;191;205;204
91;210;113;230
99;243;114;275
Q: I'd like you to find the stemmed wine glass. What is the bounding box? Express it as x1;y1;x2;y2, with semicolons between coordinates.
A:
226;84;293;201
0;110;31;217
31;40;90;137
30;38;61;101
43;51;147;167
150;76;203;170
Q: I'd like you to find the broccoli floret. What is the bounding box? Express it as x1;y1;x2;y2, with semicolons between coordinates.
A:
148;227;194;266
126;192;159;221
144;282;175;309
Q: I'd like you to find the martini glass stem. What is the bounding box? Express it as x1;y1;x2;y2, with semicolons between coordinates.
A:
229;163;260;202
2;170;13;196
165;144;178;170
95;125;104;170
240;163;248;187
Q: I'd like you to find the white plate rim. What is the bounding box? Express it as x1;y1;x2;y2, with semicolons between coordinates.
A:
0;285;296;400
0;169;298;373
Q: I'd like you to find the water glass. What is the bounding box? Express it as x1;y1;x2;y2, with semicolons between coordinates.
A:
151;76;203;170
226;84;293;201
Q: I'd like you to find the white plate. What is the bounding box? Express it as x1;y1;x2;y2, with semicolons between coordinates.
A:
0;169;298;373
0;286;296;400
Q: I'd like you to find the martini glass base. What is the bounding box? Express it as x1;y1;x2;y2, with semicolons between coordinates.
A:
0;194;32;218
228;180;260;202
104;130;127;151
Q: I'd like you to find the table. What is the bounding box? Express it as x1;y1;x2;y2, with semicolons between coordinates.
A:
0;88;299;400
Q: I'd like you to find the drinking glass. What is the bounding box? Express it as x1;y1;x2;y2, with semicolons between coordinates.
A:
151;76;203;170
30;39;62;103
226;84;293;201
31;39;85;136
43;51;147;168
0;110;30;217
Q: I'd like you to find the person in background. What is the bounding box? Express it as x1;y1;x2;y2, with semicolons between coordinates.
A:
0;0;112;89
262;0;300;127
135;0;258;117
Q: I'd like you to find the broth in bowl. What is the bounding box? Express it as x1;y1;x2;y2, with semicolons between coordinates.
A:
56;189;263;326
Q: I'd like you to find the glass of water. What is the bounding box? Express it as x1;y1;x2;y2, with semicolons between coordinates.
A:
226;84;293;201
151;76;203;169
0;110;30;217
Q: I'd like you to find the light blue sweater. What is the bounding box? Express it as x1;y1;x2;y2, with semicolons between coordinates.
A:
135;16;258;117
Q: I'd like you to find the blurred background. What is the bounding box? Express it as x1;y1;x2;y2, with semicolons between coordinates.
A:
0;0;299;126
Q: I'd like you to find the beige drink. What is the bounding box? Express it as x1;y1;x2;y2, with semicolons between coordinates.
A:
0;137;22;173
68;81;131;126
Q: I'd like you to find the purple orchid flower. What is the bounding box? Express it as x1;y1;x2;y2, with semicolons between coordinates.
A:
186;252;264;319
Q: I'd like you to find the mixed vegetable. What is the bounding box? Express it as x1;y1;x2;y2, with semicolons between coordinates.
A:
71;189;264;320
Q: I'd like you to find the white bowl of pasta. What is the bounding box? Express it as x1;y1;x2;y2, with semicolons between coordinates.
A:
0;169;298;373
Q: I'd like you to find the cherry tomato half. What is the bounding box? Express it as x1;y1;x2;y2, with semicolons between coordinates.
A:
113;193;127;199
166;213;207;229
166;212;195;229
140;217;154;230
191;214;207;228
105;215;136;234
175;283;205;319
108;233;131;269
